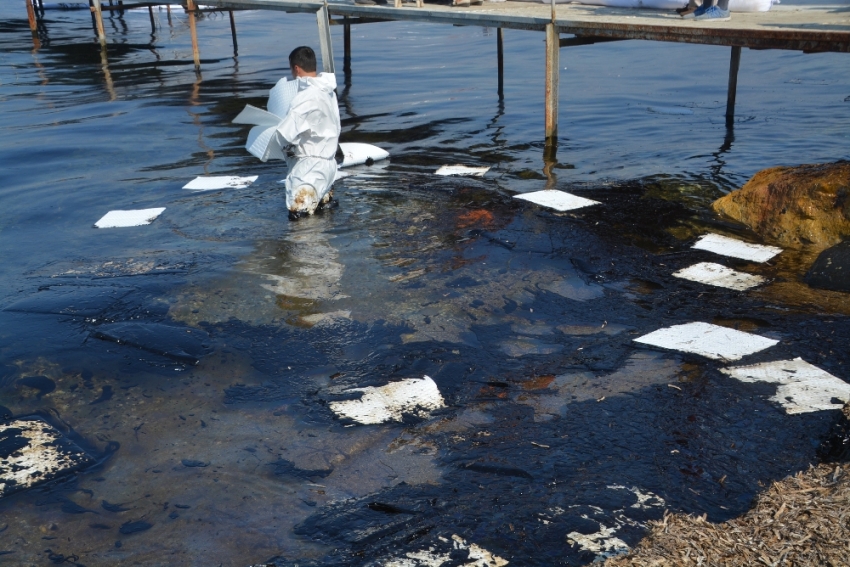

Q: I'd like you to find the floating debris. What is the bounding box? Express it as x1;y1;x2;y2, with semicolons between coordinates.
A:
0;419;93;498
634;321;778;361
672;262;765;291
721;357;850;414
691;233;782;263
182;175;258;191
94;208;165;229
328;376;446;425
339;142;390;167
434;165;490;177
513;190;600;212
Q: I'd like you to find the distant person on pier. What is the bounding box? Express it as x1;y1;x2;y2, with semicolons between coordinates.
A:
678;0;731;20
277;46;341;219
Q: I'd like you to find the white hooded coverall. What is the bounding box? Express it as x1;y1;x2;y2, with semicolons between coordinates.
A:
274;72;341;214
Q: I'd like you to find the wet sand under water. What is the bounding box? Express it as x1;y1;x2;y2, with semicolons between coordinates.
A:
2;176;849;566
1;3;849;566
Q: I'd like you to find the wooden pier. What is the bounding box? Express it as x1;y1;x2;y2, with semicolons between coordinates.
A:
24;0;850;148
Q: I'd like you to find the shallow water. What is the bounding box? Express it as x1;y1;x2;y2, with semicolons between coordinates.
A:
1;2;849;566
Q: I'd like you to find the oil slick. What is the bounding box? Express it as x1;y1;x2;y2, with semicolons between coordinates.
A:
328;376;446;425
634;321;778;361
721;358;850;414
94;208;165;229
182;175;258;191
672;262;765;291
512;190;600;212
0;419;92;498
692;233;782;263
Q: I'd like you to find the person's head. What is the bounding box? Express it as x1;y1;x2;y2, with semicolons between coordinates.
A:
289;46;317;78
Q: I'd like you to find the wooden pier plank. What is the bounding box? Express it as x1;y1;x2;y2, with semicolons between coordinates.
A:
205;0;849;52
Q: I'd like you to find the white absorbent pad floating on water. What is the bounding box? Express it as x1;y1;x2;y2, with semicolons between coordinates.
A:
0;419;93;498
435;165;490;177
634;321;778;361
692;233;782;263
182;175;258;191
328;376;446;425
94;208;165;228
513;0;775;11
339;142;390;168
672;262;765;291
513;190;601;212
721;358;850;414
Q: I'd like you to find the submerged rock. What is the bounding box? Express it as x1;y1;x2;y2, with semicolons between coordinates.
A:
804;239;850;293
712;161;850;250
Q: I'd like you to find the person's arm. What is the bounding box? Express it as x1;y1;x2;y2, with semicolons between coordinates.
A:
276;100;311;145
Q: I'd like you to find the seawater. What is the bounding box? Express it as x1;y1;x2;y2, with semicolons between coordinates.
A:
0;2;849;566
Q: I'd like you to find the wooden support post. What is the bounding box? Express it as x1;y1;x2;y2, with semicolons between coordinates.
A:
92;0;107;47
726;45;741;127
148;5;155;32
544;22;559;143
186;0;201;72
316;4;335;74
497;27;504;99
26;0;37;32
343;17;351;75
166;4;172;26
229;11;238;55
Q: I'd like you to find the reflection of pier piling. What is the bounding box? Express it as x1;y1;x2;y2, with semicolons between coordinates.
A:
25;0;850;161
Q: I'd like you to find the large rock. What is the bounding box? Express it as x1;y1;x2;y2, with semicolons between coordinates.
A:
712;161;850;250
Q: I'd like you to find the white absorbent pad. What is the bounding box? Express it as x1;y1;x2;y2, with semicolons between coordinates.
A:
692;233;782;263
95;208;165;228
722;358;850;414
672;262;765;290
328;376;446;425
435;165;490;177
635;321;778;361
513;190;600;212
182;175;258;191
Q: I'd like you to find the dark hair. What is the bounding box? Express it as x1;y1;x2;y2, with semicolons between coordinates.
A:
289;46;317;73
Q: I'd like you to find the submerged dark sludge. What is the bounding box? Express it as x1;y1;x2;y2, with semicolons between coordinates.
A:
1;2;849;565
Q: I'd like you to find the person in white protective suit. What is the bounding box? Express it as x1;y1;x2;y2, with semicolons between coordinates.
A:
276;46;342;219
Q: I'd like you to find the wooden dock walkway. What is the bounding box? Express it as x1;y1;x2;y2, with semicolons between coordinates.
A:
24;0;849;147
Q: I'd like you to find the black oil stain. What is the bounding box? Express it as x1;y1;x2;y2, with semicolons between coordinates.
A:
16;376;56;398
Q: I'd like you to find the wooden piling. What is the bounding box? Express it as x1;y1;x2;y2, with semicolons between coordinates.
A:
726;45;741;127
186;0;201;72
92;0;107;47
316;4;335;74
497;27;504;99
343;17;351;74
166;4;172;26
26;0;38;33
148;5;156;32
544;22;559;142
229;11;238;55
